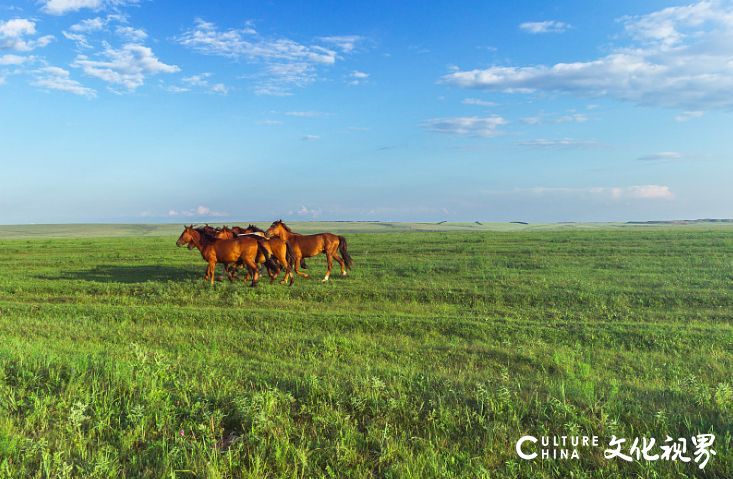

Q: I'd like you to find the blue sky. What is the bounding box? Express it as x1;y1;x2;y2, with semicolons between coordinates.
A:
1;0;732;223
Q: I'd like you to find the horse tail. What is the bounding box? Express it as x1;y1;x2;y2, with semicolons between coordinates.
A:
255;237;270;263
263;256;280;273
338;236;353;270
285;240;296;270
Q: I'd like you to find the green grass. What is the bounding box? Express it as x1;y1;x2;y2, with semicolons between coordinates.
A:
0;224;731;477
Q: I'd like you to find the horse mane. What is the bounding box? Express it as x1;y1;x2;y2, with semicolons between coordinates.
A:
246;224;265;233
194;225;219;241
271;219;292;233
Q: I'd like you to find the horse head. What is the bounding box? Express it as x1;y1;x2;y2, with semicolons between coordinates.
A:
266;220;289;239
176;225;198;249
213;226;232;239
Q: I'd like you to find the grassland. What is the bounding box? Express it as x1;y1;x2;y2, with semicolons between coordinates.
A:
0;223;731;478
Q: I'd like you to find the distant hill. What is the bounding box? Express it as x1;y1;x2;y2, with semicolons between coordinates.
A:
2;220;732;239
626;219;733;225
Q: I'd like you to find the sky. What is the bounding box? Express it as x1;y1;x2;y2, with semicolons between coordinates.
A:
1;0;732;224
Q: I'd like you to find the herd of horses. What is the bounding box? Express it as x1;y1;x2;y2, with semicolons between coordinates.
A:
175;220;353;286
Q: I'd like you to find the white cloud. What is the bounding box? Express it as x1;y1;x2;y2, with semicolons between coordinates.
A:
0;18;35;37
520;185;673;200
63;31;92;48
63;18;106;48
43;0;101;15
443;1;733;111
637;151;683;161
555;113;588;123
519;20;570;34
115;25;146;41
616;185;674;199
301;134;320;141
253;84;292;96
32;66;96;97
0;54;33;65
349;69;369;84
462;98;496;107
290;205;322;218
179;19;337;63
519;111;589;125
70;17;105;33
257;119;283;125
41;0;138;15
73;43;179;90
210;83;228;94
0;18;54;51
168;205;227;217
63;16;147;49
175;72;228;94
674;110;704;122
252;62;318;94
182;73;211;86
517;138;601;149
178;19;361;94
422;115;507;137
285;111;329;117
621;0;728;46
165;85;189;93
318;35;364;53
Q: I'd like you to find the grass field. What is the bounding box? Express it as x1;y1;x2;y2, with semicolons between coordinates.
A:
0;223;731;478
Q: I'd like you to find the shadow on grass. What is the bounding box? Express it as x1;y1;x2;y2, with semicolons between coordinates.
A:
42;265;200;283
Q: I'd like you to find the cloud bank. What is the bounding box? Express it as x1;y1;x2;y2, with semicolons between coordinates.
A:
443;1;733;111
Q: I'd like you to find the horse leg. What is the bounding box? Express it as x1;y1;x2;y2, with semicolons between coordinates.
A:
262;256;279;283
226;263;239;280
274;249;288;284
278;264;290;284
244;257;259;287
333;252;347;276
284;265;293;286
241;259;252;281
208;261;216;286
322;252;333;282
225;263;237;282
268;262;279;283
294;250;309;278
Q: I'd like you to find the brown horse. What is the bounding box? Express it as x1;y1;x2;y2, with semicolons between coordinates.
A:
179;225;242;282
176;225;269;286
220;225;295;285
192;225;235;280
193;225;273;281
234;225;309;271
191;225;258;281
265;220;352;282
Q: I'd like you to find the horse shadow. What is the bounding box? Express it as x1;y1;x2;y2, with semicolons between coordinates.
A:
43;265;198;283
